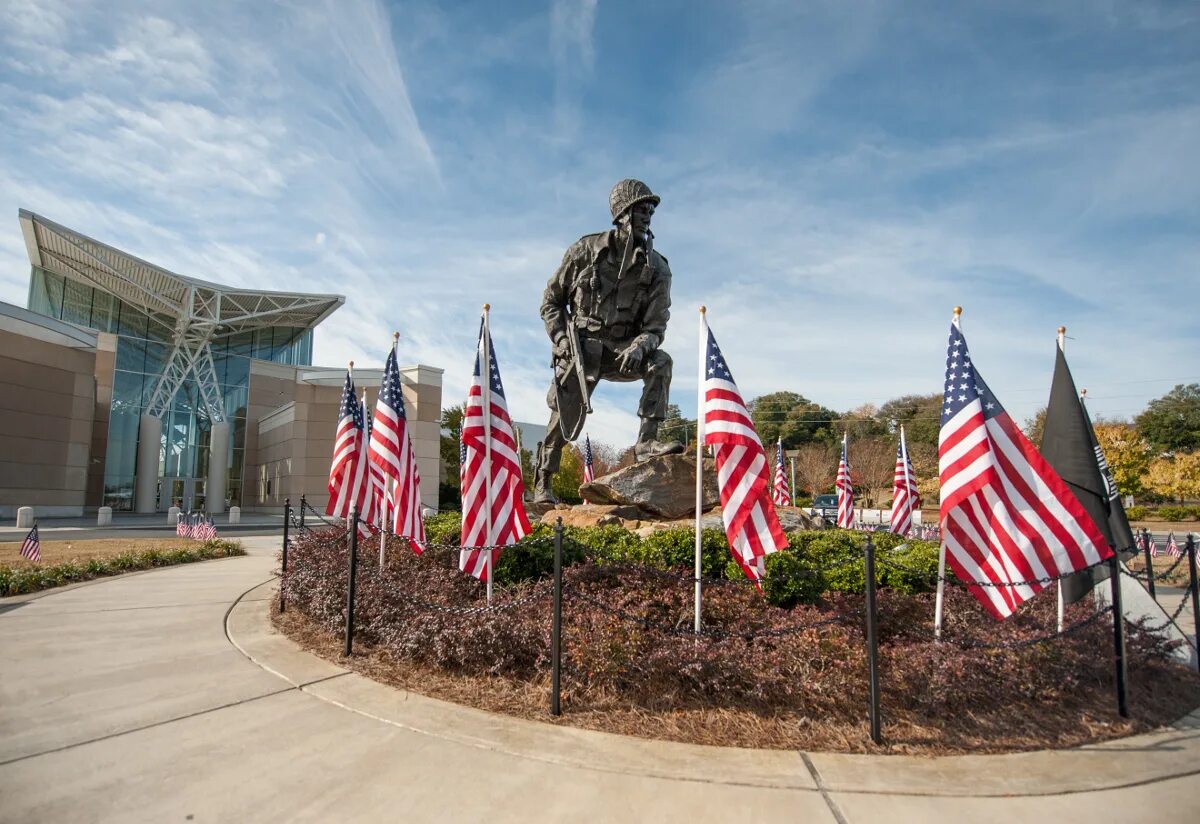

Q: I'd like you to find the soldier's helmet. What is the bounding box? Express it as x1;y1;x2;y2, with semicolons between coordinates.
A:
609;179;660;224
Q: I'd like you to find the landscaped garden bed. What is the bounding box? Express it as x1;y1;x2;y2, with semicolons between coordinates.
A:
0;537;246;596
275;518;1200;754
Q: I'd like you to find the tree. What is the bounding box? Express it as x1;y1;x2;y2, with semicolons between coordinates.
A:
552;443;585;504
1144;453;1200;503
1136;384;1200;452
749;392;808;447
877;393;943;448
1025;406;1047;447
1093;423;1152;497
792;442;837;498
841;404;889;442
440;404;465;477
849;437;895;509
749;391;841;448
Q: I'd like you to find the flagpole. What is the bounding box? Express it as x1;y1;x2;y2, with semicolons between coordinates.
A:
694;306;707;636
934;306;961;640
1054;326;1067;634
789;455;796;507
482;305;494;605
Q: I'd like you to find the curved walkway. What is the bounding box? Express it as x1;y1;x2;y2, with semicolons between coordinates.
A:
1;536;1197;822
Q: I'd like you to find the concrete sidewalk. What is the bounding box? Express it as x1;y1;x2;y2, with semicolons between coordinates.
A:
1;536;1198;822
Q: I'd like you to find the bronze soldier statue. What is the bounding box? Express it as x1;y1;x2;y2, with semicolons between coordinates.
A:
533;179;684;503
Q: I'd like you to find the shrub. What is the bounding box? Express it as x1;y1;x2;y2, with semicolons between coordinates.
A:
762;550;825;607
1125;505;1148;521
1158;505;1189;521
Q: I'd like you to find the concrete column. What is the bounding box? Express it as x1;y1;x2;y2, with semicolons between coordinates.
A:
207;421;230;514
135;414;162;514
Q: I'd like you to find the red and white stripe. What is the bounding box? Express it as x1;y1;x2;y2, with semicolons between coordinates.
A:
939;319;1111;620
702;320;787;586
890;426;920;536
836;434;855;528
368;345;425;552
326;369;359;517
772;439;791;507
460;315;531;581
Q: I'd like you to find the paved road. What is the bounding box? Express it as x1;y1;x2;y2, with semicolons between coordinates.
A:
1;537;1198;822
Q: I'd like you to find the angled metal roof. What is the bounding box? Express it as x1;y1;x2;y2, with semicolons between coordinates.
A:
18;209;345;332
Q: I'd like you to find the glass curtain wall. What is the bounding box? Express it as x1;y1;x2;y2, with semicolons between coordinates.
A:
28;266;314;511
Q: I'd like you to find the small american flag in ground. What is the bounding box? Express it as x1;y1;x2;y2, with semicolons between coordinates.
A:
1148;534;1159;557
938;317;1112;619
1166;532;1180;558
369;347;425;552
890;428;920;536
460;317;531;581
176;514;186;537
836;434;855;528
20;524;41;562
772;439;791;506
702;322;786;586
326;369;359;517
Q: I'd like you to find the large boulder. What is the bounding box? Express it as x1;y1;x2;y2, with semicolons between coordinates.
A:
538;504;646;529
578;454;720;520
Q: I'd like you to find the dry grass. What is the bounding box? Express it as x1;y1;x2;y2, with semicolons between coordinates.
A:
1126;555;1197;589
0;538;203;567
273;600;1200;755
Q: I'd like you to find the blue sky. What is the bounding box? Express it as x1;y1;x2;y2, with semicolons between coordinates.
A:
1;0;1197;447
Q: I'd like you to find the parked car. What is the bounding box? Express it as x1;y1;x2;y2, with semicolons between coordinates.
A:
812;494;838;521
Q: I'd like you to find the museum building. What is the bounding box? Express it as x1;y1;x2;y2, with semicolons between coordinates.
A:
0;210;443;519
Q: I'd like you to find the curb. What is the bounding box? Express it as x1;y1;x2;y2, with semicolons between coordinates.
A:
226;580;1200;798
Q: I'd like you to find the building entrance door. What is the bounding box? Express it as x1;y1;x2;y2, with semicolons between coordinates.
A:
159;478;208;512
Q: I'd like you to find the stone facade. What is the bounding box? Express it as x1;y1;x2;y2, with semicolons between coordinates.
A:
0;304;99;517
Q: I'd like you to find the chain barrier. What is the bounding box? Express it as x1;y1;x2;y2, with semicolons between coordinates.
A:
1129;583;1195;634
564;581;850;641
874;553;1114;589
400;588;552;617
897;606;1115;651
301;500;338;529
1123;554;1188;583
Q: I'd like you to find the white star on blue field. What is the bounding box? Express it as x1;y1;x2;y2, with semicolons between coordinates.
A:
1;1;1197;447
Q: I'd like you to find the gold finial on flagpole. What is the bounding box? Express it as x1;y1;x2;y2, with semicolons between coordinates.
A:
392;331;399;341
699;305;706;314
1081;388;1088;398
349;360;354;369
1057;326;1066;335
483;303;490;312
953;306;962;318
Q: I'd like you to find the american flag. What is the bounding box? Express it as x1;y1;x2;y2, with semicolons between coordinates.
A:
327;369;361;518
702;322;787;586
342;393;377;533
583;435;595;484
460;317;531;581
368;346;425;552
772;439;791;506
176;513;186;537
199;517;217;541
1148;533;1159;557
939;318;1111;619
20;524;40;562
890;427;920;536
1166;532;1180;558
836;434;855;528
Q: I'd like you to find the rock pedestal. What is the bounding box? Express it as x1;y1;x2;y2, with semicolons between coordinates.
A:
578;454;719;519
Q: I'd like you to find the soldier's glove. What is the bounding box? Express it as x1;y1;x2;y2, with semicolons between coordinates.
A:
616;339;648;373
552;335;571;362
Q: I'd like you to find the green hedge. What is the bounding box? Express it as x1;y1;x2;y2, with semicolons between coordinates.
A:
0;539;245;596
421;511;940;603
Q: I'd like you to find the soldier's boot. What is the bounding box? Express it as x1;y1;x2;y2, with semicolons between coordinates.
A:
532;463;559;505
634;417;685;462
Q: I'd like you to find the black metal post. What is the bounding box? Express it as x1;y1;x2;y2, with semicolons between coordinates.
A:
1142;528;1156;600
344;509;359;657
864;534;882;744
280;498;291;613
1187;534;1199;675
1108;555;1129;717
299;494;306;531
551;518;563;716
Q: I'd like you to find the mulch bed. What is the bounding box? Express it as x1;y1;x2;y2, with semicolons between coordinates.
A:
273;534;1200;755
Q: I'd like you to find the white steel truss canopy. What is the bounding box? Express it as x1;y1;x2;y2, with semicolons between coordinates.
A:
19;210;345;422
